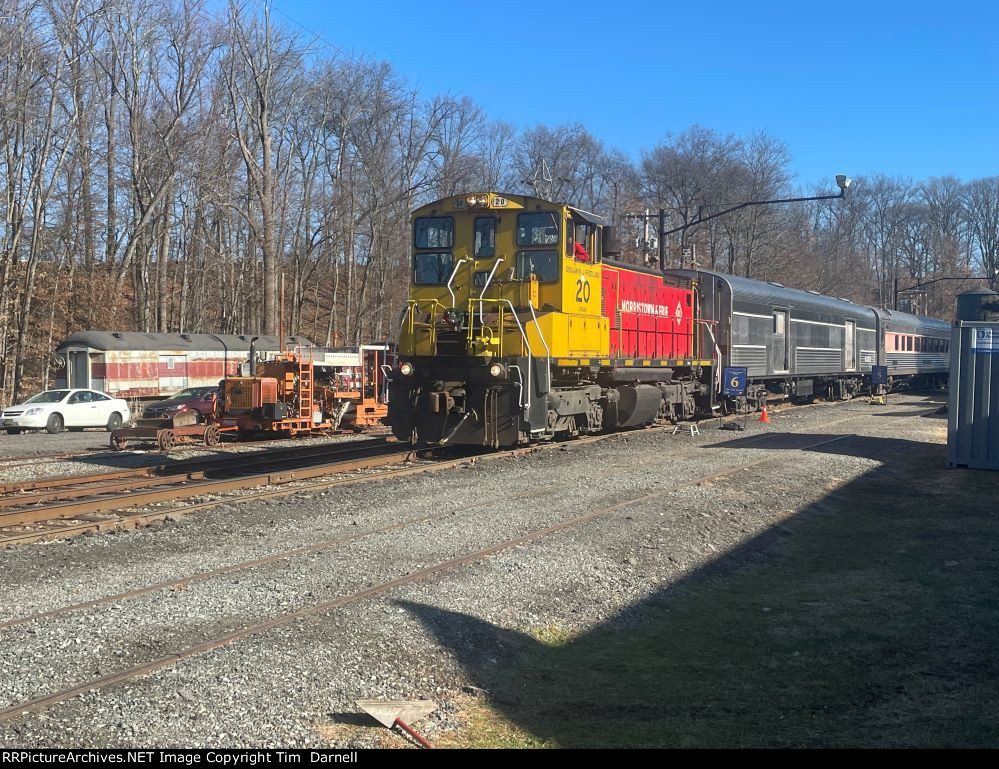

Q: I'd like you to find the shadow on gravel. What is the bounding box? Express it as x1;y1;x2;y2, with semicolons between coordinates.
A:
866;409;947;419
401;431;999;748
703;432;943;462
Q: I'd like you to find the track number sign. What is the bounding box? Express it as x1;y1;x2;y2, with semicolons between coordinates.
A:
722;366;748;397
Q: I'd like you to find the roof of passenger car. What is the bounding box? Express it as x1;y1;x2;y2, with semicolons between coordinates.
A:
669;269;880;320
872;307;951;332
55;332;313;353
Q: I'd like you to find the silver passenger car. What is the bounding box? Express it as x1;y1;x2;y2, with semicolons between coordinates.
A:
667;269;949;401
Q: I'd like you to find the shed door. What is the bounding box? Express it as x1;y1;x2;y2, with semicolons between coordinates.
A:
772;310;789;372
845;320;856;372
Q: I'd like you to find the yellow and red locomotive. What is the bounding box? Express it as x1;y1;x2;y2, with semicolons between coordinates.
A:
387;192;714;447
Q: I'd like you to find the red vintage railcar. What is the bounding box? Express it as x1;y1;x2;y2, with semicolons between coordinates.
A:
54;332;312;399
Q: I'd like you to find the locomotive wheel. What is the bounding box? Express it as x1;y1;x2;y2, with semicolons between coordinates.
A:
110;435;127;450
204;424;221;447
586;402;603;432
158;430;176;452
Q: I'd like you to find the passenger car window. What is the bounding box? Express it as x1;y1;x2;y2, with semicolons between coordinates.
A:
91;392;109;401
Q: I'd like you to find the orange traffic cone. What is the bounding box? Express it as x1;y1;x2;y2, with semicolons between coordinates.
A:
759;405;770;423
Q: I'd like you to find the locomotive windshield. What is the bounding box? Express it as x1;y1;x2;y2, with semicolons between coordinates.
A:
414;252;455;285
474;217;496;257
414;216;454;249
514;250;559;283
516;212;559;246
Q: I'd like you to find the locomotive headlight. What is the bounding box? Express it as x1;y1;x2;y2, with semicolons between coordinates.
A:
488;363;505;378
399;362;414;377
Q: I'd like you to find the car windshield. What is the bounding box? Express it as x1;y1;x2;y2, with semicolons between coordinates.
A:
24;390;70;404
172;389;202;399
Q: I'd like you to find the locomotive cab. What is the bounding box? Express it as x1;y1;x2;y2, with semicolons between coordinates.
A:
389;193;709;447
395;193;604;446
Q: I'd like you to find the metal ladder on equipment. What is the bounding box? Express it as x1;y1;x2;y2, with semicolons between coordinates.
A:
297;346;313;421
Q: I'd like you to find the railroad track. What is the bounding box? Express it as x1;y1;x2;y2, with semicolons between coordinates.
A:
0;448;118;470
0;404;936;724
0;398;889;547
0;438;420;538
0;436;396;494
0;430;395;478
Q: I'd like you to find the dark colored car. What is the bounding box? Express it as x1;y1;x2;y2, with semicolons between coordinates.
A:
142;387;219;421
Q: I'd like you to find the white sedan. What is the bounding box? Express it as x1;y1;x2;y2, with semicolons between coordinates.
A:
1;389;131;434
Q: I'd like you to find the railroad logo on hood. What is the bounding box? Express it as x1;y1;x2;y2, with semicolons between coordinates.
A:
675;302;683;326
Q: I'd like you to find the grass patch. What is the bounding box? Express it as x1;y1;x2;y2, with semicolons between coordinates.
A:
528;624;576;647
435;696;556;749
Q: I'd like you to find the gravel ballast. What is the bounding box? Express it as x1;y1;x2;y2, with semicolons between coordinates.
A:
0;395;971;746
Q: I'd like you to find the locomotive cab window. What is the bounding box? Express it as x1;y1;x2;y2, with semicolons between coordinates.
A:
414;252;455;285
516;212;560;246
570;222;597;263
414;216;454;249
514;250;559;283
474;217;496;257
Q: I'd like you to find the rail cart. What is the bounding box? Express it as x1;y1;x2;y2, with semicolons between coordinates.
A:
110;410;223;451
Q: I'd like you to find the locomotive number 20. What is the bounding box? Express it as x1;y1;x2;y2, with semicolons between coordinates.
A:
575;276;591;303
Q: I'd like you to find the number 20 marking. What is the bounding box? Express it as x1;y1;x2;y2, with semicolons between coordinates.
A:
575;277;591;303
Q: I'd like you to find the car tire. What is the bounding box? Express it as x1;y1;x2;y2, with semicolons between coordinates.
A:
45;413;64;434
5;428;20;435
106;412;123;431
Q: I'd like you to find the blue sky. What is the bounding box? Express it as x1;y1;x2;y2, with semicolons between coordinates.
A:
269;0;998;188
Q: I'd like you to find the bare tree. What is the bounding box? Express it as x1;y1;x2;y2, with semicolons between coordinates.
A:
965;177;999;288
223;0;303;335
